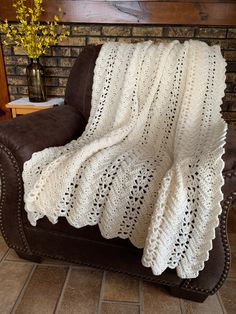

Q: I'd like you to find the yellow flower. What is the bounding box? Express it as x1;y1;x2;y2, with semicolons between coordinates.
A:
0;0;68;58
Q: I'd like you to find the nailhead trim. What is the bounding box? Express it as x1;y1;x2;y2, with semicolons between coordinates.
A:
0;144;29;253
0;161;7;242
182;168;235;294
0;143;235;294
223;169;236;179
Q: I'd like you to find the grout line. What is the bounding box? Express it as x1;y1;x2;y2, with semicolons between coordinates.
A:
216;292;228;314
2;259;37;266
97;271;106;314
179;298;184;314
139;281;144;314
10;263;37;314
102;300;140;305
0;248;10;263
2;259;74;268
54;266;72;314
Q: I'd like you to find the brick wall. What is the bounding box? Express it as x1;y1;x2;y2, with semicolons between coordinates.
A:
1;24;236;120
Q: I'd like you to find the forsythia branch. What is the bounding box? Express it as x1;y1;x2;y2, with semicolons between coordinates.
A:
0;0;69;58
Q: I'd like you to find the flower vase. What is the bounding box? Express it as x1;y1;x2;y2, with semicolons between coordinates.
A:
26;58;46;102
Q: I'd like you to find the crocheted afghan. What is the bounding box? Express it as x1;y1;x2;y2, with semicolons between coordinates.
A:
23;40;227;279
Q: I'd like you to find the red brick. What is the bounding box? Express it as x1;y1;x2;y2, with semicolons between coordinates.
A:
224;51;236;62
45;77;59;87
7;76;27;85
5;66;16;75
132;26;162;37
59;78;68;87
17;86;28;95
164;27;194;38
58;58;76;67
87;37;111;45
46;87;65;97
71;25;101;36
102;26;131;36
59;37;86;47
8;86;18;94
226;62;236;73
45;67;71;77
52;47;71;57
15;66;26;75
228;29;236;39
71;47;83;57
196;28;227;38
41;57;58;67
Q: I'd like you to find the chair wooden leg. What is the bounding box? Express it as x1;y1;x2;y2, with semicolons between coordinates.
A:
15;251;42;263
169;286;209;302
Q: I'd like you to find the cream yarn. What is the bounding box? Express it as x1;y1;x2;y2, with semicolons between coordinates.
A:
23;40;227;278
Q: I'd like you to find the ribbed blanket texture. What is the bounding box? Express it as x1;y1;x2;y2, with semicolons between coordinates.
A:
23;40;227;278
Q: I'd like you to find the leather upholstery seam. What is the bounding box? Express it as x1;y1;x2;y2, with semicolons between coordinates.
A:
0;144;30;253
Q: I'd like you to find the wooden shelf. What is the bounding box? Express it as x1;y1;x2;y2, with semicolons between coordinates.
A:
1;1;236;26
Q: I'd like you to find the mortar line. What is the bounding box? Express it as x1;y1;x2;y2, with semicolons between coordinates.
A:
217;291;228;314
54;266;72;314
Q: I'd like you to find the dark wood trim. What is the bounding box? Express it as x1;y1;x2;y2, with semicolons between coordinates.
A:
0;1;236;26
0;42;11;121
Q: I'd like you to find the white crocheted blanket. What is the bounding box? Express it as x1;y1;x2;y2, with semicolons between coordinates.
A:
23;40;227;278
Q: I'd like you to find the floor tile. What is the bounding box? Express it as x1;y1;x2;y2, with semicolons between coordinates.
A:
0;262;33;314
0;237;8;260
103;272;139;302
229;252;236;278
15;265;68;314
228;233;236;252
6;250;72;266
181;294;223;314
5;249;31;262
5;249;21;261
219;279;236;314
143;282;181;314
100;302;140;314
58;267;103;314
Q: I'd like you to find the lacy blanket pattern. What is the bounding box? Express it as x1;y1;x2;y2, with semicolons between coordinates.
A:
23;40;227;278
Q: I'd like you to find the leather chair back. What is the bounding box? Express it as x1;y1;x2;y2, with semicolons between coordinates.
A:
64;45;101;122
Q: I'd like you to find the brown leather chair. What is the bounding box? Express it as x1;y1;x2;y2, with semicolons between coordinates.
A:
0;45;235;302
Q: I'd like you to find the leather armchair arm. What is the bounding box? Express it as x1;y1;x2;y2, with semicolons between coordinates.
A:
0;105;86;169
0;105;86;252
223;124;236;172
222;125;236;199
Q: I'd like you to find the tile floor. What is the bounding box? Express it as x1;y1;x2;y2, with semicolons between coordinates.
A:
0;207;235;314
